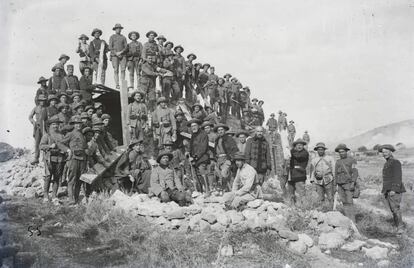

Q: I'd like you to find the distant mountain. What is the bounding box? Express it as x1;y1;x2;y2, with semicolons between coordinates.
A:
337;119;414;150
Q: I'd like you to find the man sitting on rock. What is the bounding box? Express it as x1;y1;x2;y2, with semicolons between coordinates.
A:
223;152;261;210
148;150;192;206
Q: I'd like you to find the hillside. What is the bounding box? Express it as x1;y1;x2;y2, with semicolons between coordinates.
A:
338;119;414;150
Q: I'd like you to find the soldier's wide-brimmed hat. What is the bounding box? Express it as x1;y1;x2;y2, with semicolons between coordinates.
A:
71;91;81;99
128;31;140;40
48;115;62;125
164;41;174;48
278;110;283;114
283;112;287;116
58;54;70;61
214;123;229;132
293;139;307;147
80;112;89;119
92;117;104;126
57;91;68;99
101;114;111;120
335;143;350;152
157;97;168;104
84;105;94;112
187;118;202;127
194;63;202;68
94;102;103;109
51;64;63;72
174;111;184;117
289;120;294;124
73;102;85;111
131;90;145;99
202;63;210;69
218;77;225;83
192;103;203;110
37;76;48;84
70;115;83;124
81;66;92;74
304;130;308;133
48;94;58;102
37;94;47;101
146;30;158;38
201;121;214;129
251;98;258;102
174;45;184;52
156;35;166;41
235;130;249;137
379;144;396;152
187;53;197;60
66;64;74;69
156;151;173;163
233;152;247;161
314;142;327;151
82;127;93;134
243;86;250;91
258;100;264;104
92;126;103;133
128;138;143;149
79;34;89;40
224;73;232;78
57;103;69;111
231;77;238;82
112;23;124;30
270;113;275;116
91;28;103;36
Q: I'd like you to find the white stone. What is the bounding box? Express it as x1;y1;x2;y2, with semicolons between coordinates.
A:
318;232;345;249
216;213;231;226
333;227;351;240
220;245;234;257
377;260;390;267
341;240;366;252
242;209;258;221
362;246;388;260
199;220;211;232
278;229;299;241
298;233;314;247
226;210;244;224
266;215;287;231
167;208;186;219
289;240;308;254
201;211;217;224
187;204;202;215
318;222;334;233
247;199;263;208
367;239;398;249
189;214;201;230
325;211;352;228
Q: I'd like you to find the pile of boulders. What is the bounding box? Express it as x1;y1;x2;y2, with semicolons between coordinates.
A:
0;156;44;198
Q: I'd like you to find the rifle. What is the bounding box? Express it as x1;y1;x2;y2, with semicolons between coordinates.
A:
187;154;200;192
230;98;241;105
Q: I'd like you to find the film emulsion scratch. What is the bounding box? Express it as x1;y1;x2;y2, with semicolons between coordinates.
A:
1;1;413;267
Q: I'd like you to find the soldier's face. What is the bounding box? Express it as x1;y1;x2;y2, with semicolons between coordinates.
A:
73;96;80;102
94;132;100;139
295;144;304;151
210;68;215;74
74;123;82;130
317;148;325;156
235;160;244;168
164;145;172;152
204;126;211;133
60;96;67;103
160;102;167;108
85;132;93;140
255;128;263;138
61;107;67;114
176;115;183;121
382;149;392;159
194;106;200;112
81;38;87;44
148;34;155;40
67;67;74;75
50;100;57;106
134;94;142;102
54;69;61;76
217;127;225;136
50;122;59;131
166;44;173;49
87;109;94;116
94;32;101;39
160;155;170;165
103;119;109;126
158;39;164;45
77;107;84;114
115;28;122;34
97;108;103;115
191;123;199;133
338;149;348;159
84;69;90;76
239;134;246;143
41;81;47;87
131;33;137;40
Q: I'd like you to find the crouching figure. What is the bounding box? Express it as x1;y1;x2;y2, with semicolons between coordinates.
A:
223;152;262;210
148;150;192;206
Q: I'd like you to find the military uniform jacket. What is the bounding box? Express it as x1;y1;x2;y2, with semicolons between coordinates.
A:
266;118;278;129
89;38;109;63
61;75;80;93
217;85;228;103
127;101;148;127
152;107;176;131
189;129;209;167
173;54;186;78
141;61;158;78
287;124;296;134
335;157;357;185
310;155;335;185
79;75;94;102
197;72;209;89
47;106;59;119
184;60;195;81
48;75;63;93
124;41;143;61
60;129;87;160
109;33;127;57
86;139;105;167
142;40;159;59
39;130;66;163
214;134;239;159
290;149;309;182
29;105;48;134
149;165;182;196
382;157;406;194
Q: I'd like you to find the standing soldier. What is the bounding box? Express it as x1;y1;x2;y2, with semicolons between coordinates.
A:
125;31;143;89
89;28;109;84
310;142;336;210
184;53;197;102
257;100;265;125
287;120;296;147
266;113;278;133
379;144;406;232
54;54;70;77
39;115;66;202
57;103;71;133
162;51;180;101
207;66;219;107
79;67;96;104
173;45;186;96
245;126;272;185
334;143;358;221
156;35;167;64
303;131;310;150
139;55;160;111
217;78;228;117
60;64;80;95
46;94;59;119
288;139;309;207
230;77;242;119
202;121;218;190
196;64;210;99
188;119;210;195
127;91;148;142
277;111;284;132
48;66;63;94
60;115;88;205
35;76;49;104
76;34;91;73
109;23;127;89
142;31;159;61
152;97;177;147
28;94;48;165
164;41;174;56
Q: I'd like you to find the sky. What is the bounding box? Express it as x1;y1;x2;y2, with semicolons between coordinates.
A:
1;0;414;149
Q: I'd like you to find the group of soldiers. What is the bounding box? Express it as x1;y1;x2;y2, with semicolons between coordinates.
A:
28;24;406;232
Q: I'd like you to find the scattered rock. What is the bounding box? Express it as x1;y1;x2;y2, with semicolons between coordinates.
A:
201;212;217;224
278;229;299;241
341;240;366;252
267;215;287;231
189;214;201;230
247;199;263;208
242;209;258;221
362;246;388;260
377;260;390;267
333;227;351;240
298;233;313;247
217;213;231;226
367;239;398;249
318;232;345;249
289;240;307;254
325;211;352;228
170;219;183;228
0;142;15;162
187;204;202;215
220;245;234;257
167;208;186;219
199;220;211;232
211;223;225;231
227;210;244;225
318;222;334;233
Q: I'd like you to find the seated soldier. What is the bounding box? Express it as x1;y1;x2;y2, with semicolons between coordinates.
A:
115;139;152;194
163;142;191;190
191;103;206;121
149;150;192;206
223;152;262;210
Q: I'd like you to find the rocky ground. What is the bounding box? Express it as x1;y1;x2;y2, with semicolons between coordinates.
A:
0;148;413;267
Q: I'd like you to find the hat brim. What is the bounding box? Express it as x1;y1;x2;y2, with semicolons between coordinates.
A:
146;32;158;38
128;32;140;40
156;152;173;163
113;26;124;30
235;131;249;137
37;79;48;84
293;141;307;147
314;146;327;151
379;146;395;153
70;120;83;125
335;147;350;153
187;119;202;127
214;125;230;132
79;36;89;40
91;30;102;36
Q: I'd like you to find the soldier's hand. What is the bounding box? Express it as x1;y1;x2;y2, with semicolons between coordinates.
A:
67;149;72;159
49;143;56;149
389;190;396;196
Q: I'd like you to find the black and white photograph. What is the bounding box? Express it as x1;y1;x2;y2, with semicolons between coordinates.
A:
0;0;413;267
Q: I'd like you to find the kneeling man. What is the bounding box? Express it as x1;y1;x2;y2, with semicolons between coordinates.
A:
223;152;262;210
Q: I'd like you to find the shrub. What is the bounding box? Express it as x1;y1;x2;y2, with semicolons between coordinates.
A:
358;146;368;152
